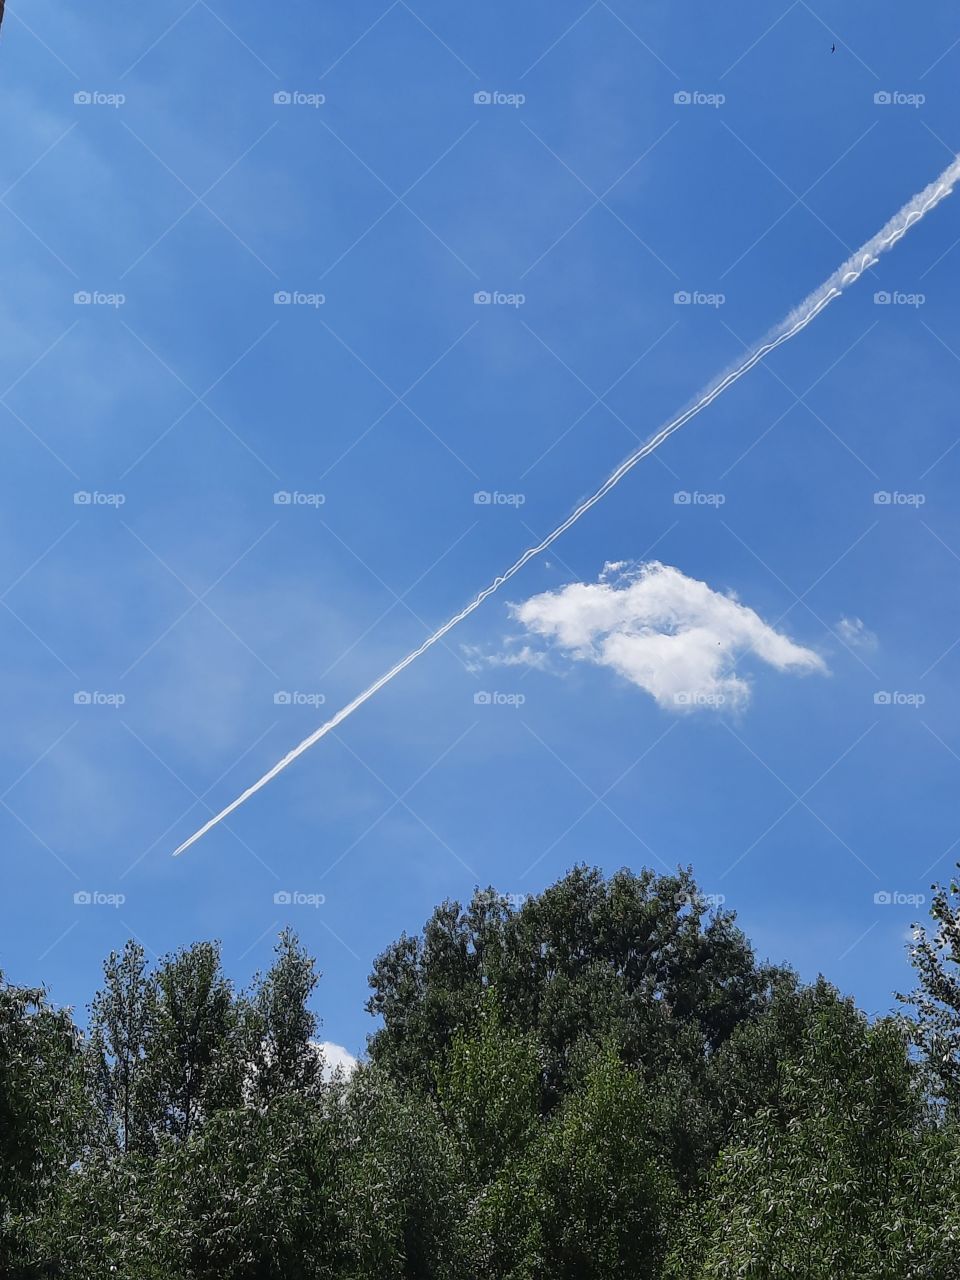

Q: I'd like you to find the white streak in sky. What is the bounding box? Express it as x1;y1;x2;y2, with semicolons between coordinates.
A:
173;156;960;856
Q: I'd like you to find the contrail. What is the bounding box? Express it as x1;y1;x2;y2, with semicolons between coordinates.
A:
174;155;960;857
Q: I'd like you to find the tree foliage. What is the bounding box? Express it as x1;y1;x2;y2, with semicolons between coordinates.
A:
3;863;960;1277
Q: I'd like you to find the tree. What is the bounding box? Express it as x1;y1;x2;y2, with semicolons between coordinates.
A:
33;1150;167;1280
435;998;542;1189
139;941;244;1144
149;1097;343;1280
8;866;959;1278
246;929;323;1105
87;940;151;1154
472;1048;674;1280
336;1067;466;1280
366;866;787;1198
899;869;960;1110
367;866;784;1105
0;973;83;1271
667;985;956;1279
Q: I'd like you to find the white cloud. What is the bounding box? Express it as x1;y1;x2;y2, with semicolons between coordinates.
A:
836;616;878;652
462;641;551;674
318;1041;358;1080
504;561;826;713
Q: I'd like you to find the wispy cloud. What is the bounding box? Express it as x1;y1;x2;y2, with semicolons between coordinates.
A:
462;641;552;674
836;615;878;652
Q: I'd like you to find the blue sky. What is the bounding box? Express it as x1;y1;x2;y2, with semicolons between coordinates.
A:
3;1;960;1058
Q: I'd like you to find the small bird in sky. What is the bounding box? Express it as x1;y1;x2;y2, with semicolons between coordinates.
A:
831;43;836;53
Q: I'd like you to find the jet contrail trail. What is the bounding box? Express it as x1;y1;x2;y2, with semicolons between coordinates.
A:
174;155;960;857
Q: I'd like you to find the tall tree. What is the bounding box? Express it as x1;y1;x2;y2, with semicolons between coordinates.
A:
139;941;242;1143
436;998;542;1189
246;929;323;1105
0;973;82;1269
899;868;960;1109
87;940;150;1154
